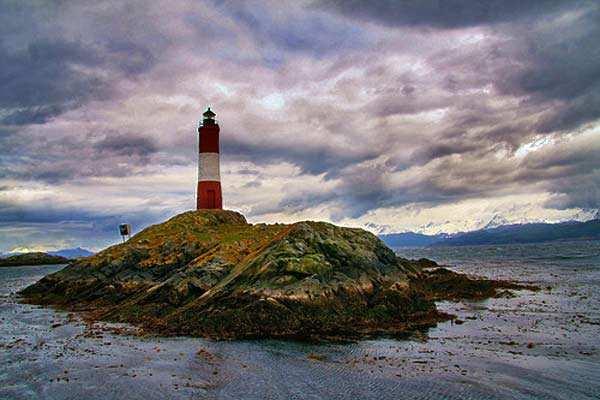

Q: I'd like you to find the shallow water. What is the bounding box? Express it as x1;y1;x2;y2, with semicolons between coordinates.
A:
1;241;599;399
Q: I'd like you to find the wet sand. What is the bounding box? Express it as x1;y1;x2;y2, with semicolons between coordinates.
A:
2;241;599;399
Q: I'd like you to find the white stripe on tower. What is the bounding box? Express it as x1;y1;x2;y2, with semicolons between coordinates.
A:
198;152;220;181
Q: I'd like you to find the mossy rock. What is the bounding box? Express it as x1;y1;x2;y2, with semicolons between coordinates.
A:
0;252;69;267
20;209;529;340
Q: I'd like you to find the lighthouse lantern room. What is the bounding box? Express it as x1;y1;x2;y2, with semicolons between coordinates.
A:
197;107;222;209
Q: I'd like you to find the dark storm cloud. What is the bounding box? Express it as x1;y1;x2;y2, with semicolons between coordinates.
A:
0;38;156;126
0;194;99;225
0;205;150;237
94;134;158;157
316;0;576;29
0;0;158;128
0;131;159;183
105;41;157;76
338;0;600;215
219;0;368;57
1;105;65;126
319;0;600;135
495;7;600;134
545;173;600;211
0;40;108;125
270;125;600;220
408;141;480;165
0;193;173;250
222;137;376;176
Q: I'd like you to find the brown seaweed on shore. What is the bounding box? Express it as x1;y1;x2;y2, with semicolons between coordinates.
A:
414;266;539;302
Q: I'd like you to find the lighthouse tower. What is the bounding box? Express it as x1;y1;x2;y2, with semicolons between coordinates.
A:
197;107;222;209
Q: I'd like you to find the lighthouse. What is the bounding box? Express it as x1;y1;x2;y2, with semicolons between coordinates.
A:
197;107;222;209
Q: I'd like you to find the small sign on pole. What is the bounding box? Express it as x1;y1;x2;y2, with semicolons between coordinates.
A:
119;223;132;242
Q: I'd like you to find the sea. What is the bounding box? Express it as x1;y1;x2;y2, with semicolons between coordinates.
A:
1;240;599;400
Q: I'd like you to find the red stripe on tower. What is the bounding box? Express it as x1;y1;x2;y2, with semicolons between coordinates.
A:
197;107;222;209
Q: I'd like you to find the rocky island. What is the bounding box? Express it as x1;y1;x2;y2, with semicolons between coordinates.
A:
0;252;70;267
20;210;533;340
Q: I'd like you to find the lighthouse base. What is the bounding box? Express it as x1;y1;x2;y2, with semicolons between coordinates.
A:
197;181;222;210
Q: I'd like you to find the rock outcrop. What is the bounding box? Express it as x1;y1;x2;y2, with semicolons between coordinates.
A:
0;252;69;267
20;210;531;340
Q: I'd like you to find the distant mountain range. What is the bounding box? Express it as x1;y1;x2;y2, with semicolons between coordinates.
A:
380;218;600;247
0;247;94;259
47;247;94;259
379;232;448;247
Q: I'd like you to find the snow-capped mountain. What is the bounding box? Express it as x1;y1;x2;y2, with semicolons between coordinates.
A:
381;218;600;247
482;215;511;230
1;247;94;259
48;247;94;259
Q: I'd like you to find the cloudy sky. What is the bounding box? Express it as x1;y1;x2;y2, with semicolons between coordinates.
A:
1;0;599;252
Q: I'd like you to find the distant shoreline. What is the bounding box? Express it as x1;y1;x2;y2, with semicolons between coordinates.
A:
0;263;69;268
381;219;600;248
393;237;600;249
0;252;70;268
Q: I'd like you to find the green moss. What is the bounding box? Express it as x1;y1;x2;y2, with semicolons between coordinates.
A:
283;254;331;276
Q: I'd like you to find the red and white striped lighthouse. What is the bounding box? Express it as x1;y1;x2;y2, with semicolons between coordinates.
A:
196;107;222;209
